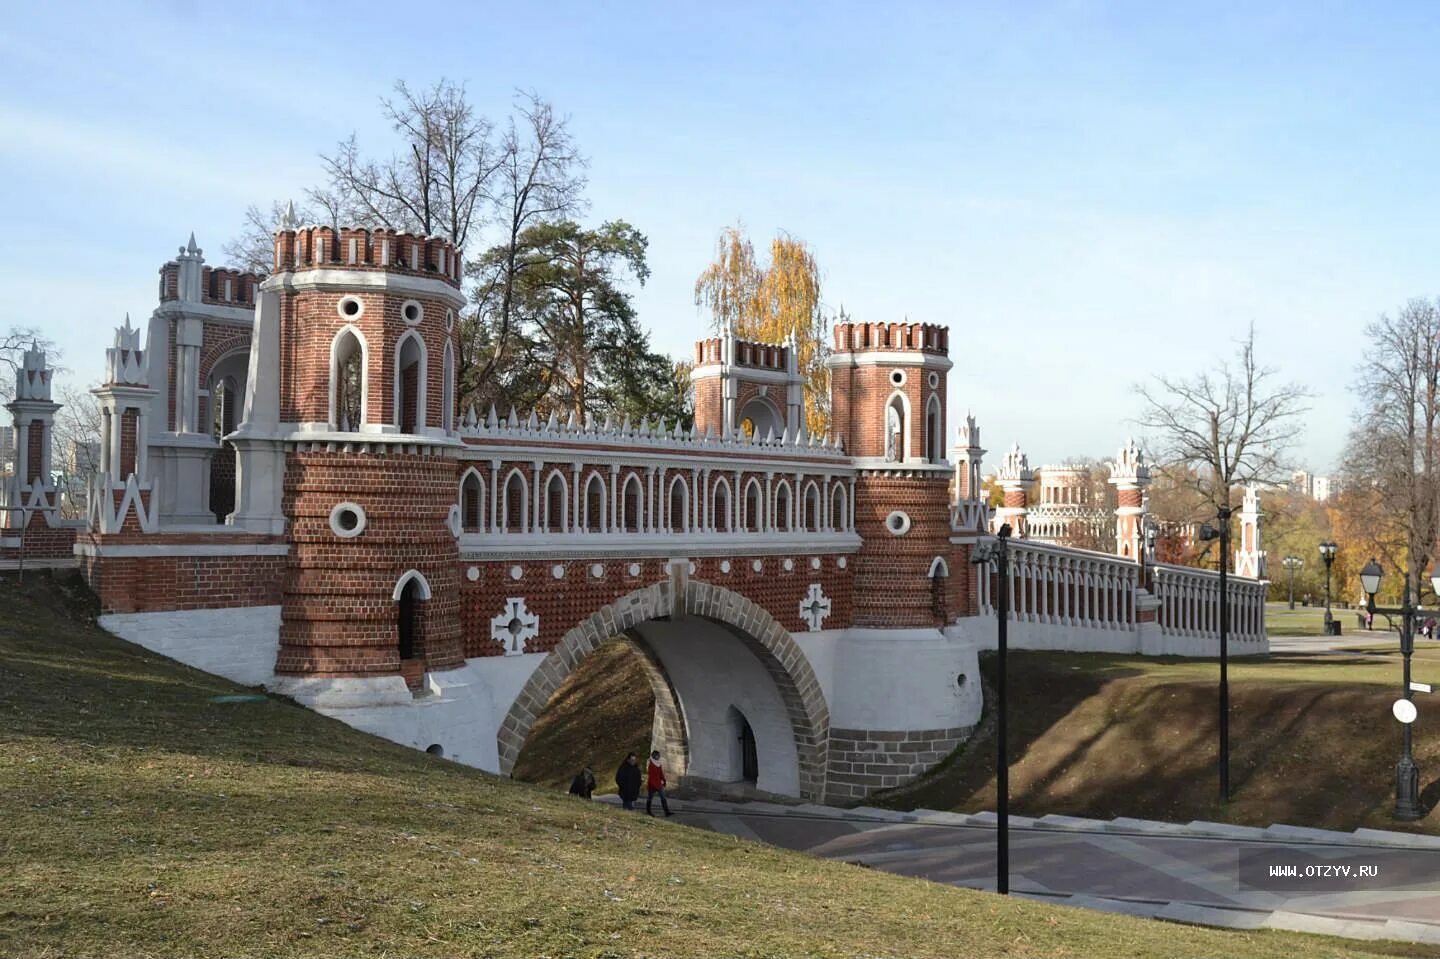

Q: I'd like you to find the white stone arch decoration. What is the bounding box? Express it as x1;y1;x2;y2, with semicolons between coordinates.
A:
582;471;608;532
459;467;486;532
392;568;434;601
501;466;529;533
928;556;949;578
884;389;912;462
620;472;644;532
543;468;569;533
441;340;455;434
667;474;689;532
773;478;793;532
802;480;821;532
329;324;369;429
925;393;944;463
738;395;784;439
712;475;733;532
393;328;428;433
742;476;764;532
830;482;848;531
495;580;833;801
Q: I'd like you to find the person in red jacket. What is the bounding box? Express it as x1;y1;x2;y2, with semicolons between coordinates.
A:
645;750;673;817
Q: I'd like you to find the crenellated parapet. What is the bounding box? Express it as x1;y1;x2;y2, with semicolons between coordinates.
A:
272;225;462;289
832;320;948;354
694;335;793;371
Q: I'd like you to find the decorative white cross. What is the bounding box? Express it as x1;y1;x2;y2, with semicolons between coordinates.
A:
798;583;832;632
491;597;539;656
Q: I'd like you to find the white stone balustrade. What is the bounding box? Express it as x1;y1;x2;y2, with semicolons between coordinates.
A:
1151;562;1267;644
977;539;1140;631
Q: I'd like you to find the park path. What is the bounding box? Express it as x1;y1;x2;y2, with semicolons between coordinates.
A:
598;796;1440;946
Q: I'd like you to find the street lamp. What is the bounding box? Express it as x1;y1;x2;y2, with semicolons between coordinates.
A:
1359;558;1440;820
1198;504;1233;803
1281;555;1304;610
1319;541;1338;633
972;523;1013;895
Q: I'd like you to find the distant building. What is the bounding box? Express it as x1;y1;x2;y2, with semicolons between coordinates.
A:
1312;475;1331;502
63;438;101;477
0;425;12;476
1290;470;1313;497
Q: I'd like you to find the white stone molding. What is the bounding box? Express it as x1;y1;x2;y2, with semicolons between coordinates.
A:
886;510;912;536
799;583;832;632
329;501;367;538
400;299;424;326
491;597;539;656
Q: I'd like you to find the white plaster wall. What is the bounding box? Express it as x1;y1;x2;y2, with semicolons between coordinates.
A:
634;619;802;797
827;627;982;731
99;605;281;687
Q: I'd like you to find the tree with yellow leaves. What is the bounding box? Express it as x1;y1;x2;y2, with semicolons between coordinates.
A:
694;226;831;435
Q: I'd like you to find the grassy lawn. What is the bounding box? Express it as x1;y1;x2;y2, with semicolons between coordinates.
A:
1266;603;1335;636
881;649;1440;833
6;571;1437;958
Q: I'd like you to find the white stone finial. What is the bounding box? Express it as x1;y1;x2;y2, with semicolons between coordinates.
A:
186;232;200;255
997;442;1030;480
278;200;300;231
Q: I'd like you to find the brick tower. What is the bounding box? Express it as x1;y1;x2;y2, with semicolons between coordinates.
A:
243;220;468;695
691;320;805;438
828;320;954;626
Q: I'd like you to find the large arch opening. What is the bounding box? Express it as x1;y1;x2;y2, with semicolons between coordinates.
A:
500;581;830;801
737;397;782;440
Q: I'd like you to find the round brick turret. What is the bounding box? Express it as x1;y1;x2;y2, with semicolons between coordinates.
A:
827;319;956;628
268;226;467;687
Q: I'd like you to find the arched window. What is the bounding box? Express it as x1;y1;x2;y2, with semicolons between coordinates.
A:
330;326;367;430
713;478;732;532
743;478;763;533
774;481;792;532
803;481;820;532
738;398;782;440
460;468;485;532
830;483;848;531
925;394;943;462
442;341;455;434
394;330;426;433
502;468;528;533
584;473;606;532
884;393;908;462
668;476;689;533
393;570;431;662
620;473;643;533
545;471;567;533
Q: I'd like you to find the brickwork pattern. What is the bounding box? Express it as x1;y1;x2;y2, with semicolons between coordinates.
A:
78;534;286;614
852;473;953;627
460;554;853;658
25;420;43;484
825;725;972;802
277;448;463;676
496;578;832;801
119;410;139;478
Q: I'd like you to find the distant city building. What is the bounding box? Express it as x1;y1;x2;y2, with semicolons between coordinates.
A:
63;438;101;477
1290;470;1313;497
1312;475;1331;502
0;424;12;476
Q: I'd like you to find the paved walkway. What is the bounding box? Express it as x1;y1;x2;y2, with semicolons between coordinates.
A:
600;797;1440;945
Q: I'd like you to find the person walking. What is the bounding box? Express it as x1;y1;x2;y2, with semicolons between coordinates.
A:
615;752;642;811
646;749;673;817
568;766;596;799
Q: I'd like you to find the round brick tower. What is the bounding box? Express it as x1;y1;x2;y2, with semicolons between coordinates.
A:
266;225;466;691
827;321;955;627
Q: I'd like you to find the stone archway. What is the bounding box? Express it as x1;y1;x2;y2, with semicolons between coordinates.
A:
496;578;831;801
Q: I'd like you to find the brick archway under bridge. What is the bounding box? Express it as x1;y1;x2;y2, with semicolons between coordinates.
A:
496;577;832;802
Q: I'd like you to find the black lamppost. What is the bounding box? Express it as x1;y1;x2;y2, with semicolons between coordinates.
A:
1319;541;1338;633
1359;558;1438;821
1199;505;1232;803
1282;555;1303;610
973;523;1013;894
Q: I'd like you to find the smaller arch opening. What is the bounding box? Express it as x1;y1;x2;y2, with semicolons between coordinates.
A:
713;479;732;532
743;479;763;533
460;470;485;532
584;473;606;533
545;472;567;533
803;482;820;532
668;477;689;533
621;474;643;533
426;743;445;757
503;469;528;533
830;484;847;531
774;482;791;532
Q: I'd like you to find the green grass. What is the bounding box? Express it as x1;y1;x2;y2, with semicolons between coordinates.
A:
4;571;1435;958
1266;603;1336;636
880;650;1440;833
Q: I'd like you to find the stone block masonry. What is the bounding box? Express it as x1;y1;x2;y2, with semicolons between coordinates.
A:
825;726;974;801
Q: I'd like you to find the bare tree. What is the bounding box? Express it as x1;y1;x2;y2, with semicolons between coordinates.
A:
0;327;60;407
1339;299;1440;598
222;193;344;274
52;383;102;518
1137;325;1310;515
466;92;587;402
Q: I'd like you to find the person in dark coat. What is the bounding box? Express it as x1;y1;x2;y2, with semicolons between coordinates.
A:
568;766;596;799
615;752;642;810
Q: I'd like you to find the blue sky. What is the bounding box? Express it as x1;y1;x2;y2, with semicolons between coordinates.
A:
5;2;1440;474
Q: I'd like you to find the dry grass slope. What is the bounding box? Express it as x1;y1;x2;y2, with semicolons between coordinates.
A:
1;570;1433;958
